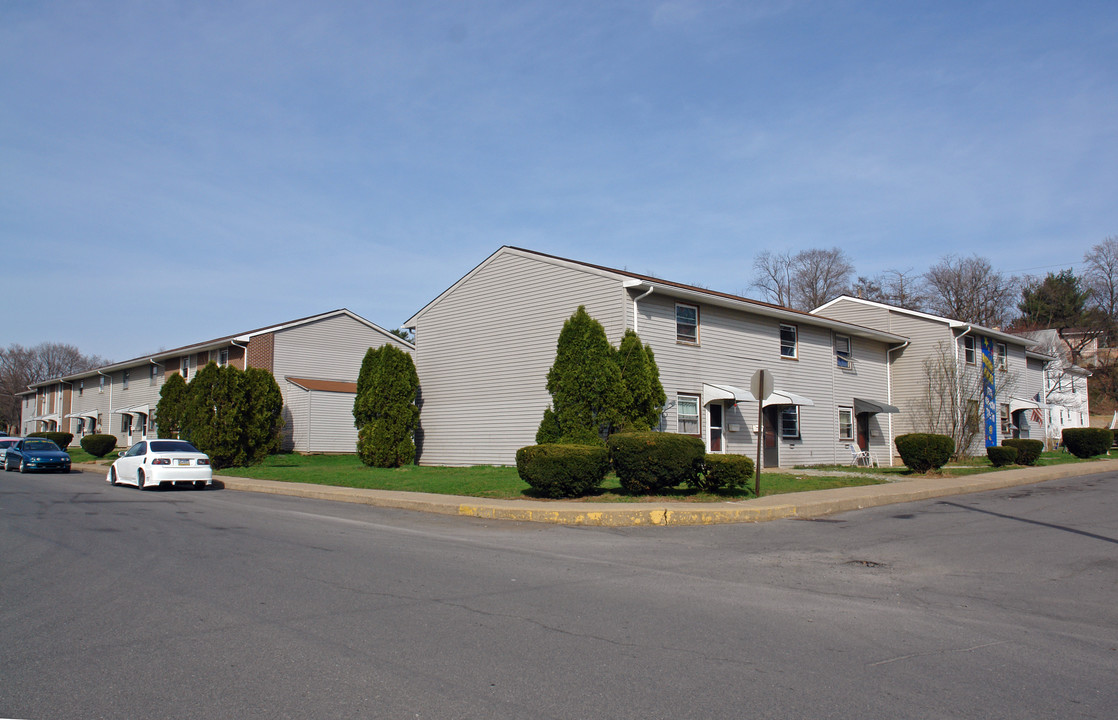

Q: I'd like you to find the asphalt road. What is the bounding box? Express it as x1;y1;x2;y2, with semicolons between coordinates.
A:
2;469;1116;719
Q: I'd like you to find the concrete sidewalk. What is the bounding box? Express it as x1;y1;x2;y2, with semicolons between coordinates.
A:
204;460;1118;527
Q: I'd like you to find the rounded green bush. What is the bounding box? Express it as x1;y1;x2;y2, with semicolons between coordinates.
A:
607;432;705;494
692;454;754;493
986;445;1018;467
894;433;954;473
30;431;73;449
1061;428;1113;458
1001;438;1043;466
80;434;118;458
516;444;609;499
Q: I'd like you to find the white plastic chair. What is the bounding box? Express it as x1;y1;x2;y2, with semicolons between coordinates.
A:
849;444;870;467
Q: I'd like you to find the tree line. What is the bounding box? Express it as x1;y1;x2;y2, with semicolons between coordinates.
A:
751;235;1118;330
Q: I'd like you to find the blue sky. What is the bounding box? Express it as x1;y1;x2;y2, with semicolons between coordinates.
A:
3;1;1116;361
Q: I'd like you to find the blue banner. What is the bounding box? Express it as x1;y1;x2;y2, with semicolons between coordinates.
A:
981;337;996;447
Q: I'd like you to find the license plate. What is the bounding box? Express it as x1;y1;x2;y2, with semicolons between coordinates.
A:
177;459;190;466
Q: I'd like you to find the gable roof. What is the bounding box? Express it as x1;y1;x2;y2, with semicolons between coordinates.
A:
405;246;908;344
812;295;1035;347
27;309;411;389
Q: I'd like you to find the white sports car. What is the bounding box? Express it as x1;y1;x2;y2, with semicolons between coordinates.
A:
108;439;213;490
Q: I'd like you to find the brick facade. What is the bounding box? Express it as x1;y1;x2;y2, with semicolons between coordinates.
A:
246;333;274;372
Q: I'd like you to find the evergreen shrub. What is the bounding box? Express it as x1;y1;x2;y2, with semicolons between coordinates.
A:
80;434;117;458
30;432;73;449
1061;428;1113;458
986;445;1018;467
353;345;420;467
1001;438;1043;466
692;454;754;493
894;433;954;473
515;444;609;499
607;432;705;494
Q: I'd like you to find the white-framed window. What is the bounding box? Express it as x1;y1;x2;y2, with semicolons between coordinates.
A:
780;406;800;438
1000;403;1011;436
963;336;977;365
217;348;229;367
150;363;159;385
835;335;852;369
122;369;130;390
676;304;699;344
780;324;798;359
99;376;105;393
838;407;854;441
181;356;190;379
996;342;1008;371
677;394;700;435
78;380;84;397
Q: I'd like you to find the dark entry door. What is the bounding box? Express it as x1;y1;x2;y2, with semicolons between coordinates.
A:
857;414;870;451
763;406;779;468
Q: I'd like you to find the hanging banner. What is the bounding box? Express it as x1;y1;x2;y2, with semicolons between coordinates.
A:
981;336;997;447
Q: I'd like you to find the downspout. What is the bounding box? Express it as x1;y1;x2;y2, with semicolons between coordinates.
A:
886;341;910;466
954;325;973;454
231;339;249;369
631;285;654;333
97;369;112;436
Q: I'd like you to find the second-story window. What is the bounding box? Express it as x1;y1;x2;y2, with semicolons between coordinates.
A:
181;356;190;379
122;370;130;390
99;376;105;393
963;336;976;365
780;324;798;359
78;380;83;397
676;304;698;344
996;342;1008;371
150;364;160;385
218;348;229;367
835;335;852;369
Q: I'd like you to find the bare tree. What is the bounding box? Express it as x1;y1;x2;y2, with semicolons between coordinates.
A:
791;247;854;310
911;341;1017;458
0;343;109;432
751;250;794;307
923;254;1018;327
1083;236;1118;324
851;267;926;310
752;247;854;311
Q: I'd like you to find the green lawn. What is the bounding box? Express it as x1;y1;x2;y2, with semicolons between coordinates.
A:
216;453;888;502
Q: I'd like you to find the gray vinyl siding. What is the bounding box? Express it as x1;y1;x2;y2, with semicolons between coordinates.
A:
283;385;309;452
411;250;626;466
272;314;410;452
307;391;360;453
628;294;896;467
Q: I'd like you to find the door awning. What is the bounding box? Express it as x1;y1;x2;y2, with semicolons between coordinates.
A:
65;410;101;420
762;390;815;407
1009;397;1042;414
702;383;756;405
853;397;900;415
112;404;150;416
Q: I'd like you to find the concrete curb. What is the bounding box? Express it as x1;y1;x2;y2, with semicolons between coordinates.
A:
184;459;1118;527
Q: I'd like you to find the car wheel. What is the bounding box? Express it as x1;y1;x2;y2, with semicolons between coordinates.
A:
2;459;9;472
194;481;207;490
110;467;119;486
19;459;28;473
137;469;147;490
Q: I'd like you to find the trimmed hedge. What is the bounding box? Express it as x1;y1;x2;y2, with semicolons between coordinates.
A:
516;444;609;499
607;432;705;494
1061;428;1114;459
894;433;954;473
986;445;1018;467
1002;438;1043;466
80;434;118;458
691;454;754;493
30;431;73;449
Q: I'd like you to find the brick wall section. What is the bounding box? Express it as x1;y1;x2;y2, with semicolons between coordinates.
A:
247;333;274;372
229;345;246;370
